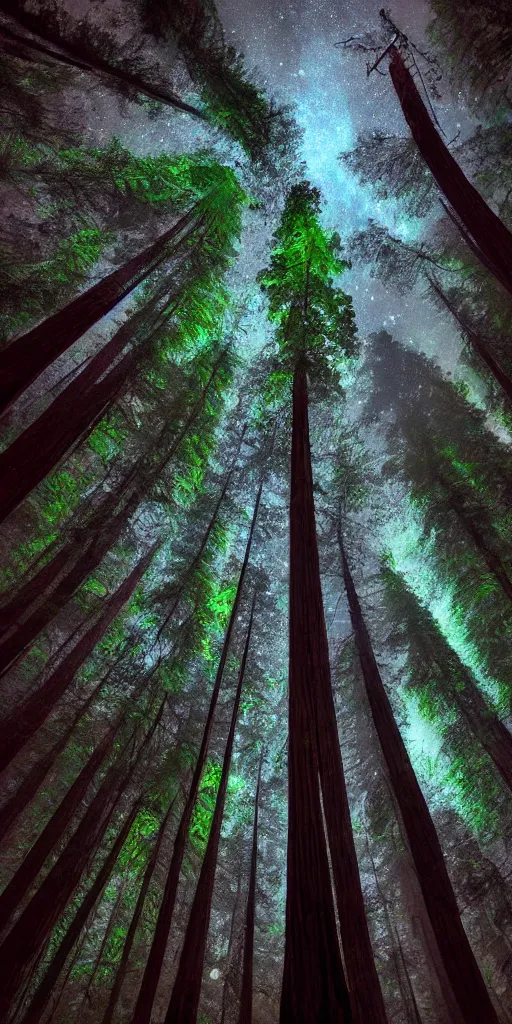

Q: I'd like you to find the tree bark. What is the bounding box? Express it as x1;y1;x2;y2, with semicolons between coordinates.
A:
77;877;128;1016
132;480;262;1024
388;47;512;298
0;205;200;416
0;673;147;932
0;349;225;675
282;363;386;1024
0;13;208;119
17;801;140;1024
238;752;263;1024
0;674;103;841
0;545;156;772
427;277;512;407
0;700;164;1021
100;799;174;1024
338;531;499;1023
165;592;256;1024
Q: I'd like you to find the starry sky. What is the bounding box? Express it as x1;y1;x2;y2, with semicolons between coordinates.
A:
216;0;466;362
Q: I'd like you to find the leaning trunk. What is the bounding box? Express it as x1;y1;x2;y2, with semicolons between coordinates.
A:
427;278;512;407
100;799;174;1024
0;701;164;1020
0;205;200;415
0;674;103;841
238;753;263;1024
165;593;256;1024
0;544;156;771
444;489;512;603
17;801;140;1024
282;364;386;1024
0;11;208;118
338;531;499;1023
132;480;262;1024
388;47;512;297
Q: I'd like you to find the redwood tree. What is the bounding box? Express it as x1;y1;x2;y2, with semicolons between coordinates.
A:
132;475;263;1024
165;591;256;1023
238;752;263;1024
387;44;512;297
258;182;388;1024
338;529;499;1023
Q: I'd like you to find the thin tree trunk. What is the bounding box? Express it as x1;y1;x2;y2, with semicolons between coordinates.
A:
220;860;243;1024
238;752;263;1024
0;671;149;933
0;349;226;674
0;700;164;1021
427;277;512;406
132;479;262;1024
0;544;73;639
77;877;128;1016
17;802;140;1024
282;363;386;1024
0;544;156;772
338;531;499;1023
443;486;512;603
164;592;256;1024
100;799;175;1024
156;423;247;641
0;13;208;119
388;47;512;297
0;205;201;416
0;673;103;841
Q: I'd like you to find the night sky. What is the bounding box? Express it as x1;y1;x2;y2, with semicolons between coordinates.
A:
216;0;468;362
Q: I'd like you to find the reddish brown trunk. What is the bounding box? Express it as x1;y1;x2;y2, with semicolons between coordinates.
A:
427;278;512;406
0;675;103;841
77;878;127;1015
282;365;385;1024
0;352;225;675
17;801;140;1024
338;533;499;1023
388;47;512;297
0;206;199;416
238;753;263;1024
165;593;256;1023
0;544;73;639
0;346;139;525
132;482;262;1024
0;545;156;771
101;800;174;1024
0;701;164;1020
0;14;208;119
0;685;133;932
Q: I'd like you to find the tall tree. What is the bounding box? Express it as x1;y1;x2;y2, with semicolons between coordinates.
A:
132;474;263;1024
238;752;263;1024
258;182;387;1024
338;529;499;1023
0;544;157;770
0;204;201;416
385;43;512;297
0;699;165;1020
164;590;256;1023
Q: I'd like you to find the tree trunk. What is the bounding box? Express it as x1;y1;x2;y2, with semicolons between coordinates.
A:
0;205;200;416
164;592;256;1024
17;801;140;1024
0;13;208;119
238;752;263;1024
0;543;74;639
427;278;512;406
388;47;512;298
0;545;156;772
0;674;103;841
282;363;386;1024
443;485;512;603
0;674;146;932
100;799;174;1024
132;480;262;1024
0;350;225;675
77;877;128;1016
156;423;247;641
338;531;499;1023
0;701;164;1020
